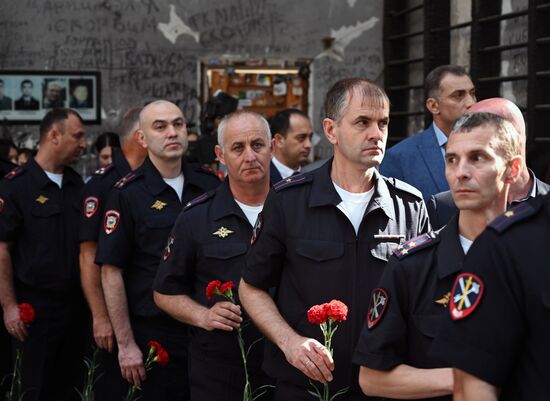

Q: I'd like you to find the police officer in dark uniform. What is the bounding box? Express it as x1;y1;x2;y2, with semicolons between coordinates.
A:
96;100;219;401
431;193;550;401
0;108;88;401
153;111;274;401
239;78;431;401
353;112;524;400
79;107;147;401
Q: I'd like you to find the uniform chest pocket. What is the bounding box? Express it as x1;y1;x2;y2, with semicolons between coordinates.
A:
370;239;401;262
31;204;61;217
144;214;176;229
295;239;344;262
203;242;248;260
412;314;442;339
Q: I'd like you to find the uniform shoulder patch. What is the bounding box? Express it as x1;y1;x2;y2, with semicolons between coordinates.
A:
393;232;438;260
93;163;115;176
488;201;538;234
386;177;423;199
272;173;310;192
450;273;484;320
367;288;389;329
183;190;215;211
114;172;142;189
4;166;25;180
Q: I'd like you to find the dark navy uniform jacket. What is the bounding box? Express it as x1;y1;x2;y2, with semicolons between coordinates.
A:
0;158;83;291
432;197;550;401
242;159;431;395
354;215;465;401
79;149;132;243
95;156;220;319
153;179;264;366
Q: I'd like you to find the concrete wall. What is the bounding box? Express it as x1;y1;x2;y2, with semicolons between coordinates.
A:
0;0;384;171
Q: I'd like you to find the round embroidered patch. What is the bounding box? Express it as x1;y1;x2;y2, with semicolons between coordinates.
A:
367;288;389;329
450;273;484;320
84;196;99;218
104;210;121;235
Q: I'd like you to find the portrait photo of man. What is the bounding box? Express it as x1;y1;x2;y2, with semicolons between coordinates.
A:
14;79;40;111
0;79;13;111
69;79;94;109
42;79;67;108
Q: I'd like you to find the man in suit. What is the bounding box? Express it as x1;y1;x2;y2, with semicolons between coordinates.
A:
269;109;313;184
380;65;476;200
14;80;40;111
0;79;13;110
427;97;550;229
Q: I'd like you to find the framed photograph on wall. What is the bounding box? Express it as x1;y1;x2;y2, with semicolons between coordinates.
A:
0;71;101;124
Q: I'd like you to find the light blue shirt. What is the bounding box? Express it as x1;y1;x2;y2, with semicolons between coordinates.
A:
433;122;447;159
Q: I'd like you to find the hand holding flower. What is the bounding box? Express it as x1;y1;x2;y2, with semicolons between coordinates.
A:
201;301;242;332
118;341;146;388
281;334;334;383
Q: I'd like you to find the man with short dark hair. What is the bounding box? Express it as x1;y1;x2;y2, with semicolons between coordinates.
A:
427;97;550;229
0;79;13;110
269;109;313;183
380;65;476;200
79;107;147;400
354;112;523;401
15;80;39;110
0;108;88;401
97;100;220;401
239;78;430;400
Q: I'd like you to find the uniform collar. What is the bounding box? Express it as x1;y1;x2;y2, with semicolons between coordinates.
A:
141;156;175;196
436;213;465;278
308;158;396;221
27;157;81;188
211;179;249;224
112;148;132;177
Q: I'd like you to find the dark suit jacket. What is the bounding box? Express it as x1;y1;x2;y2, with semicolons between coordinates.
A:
380;124;448;200
269;160;283;186
15;97;39;110
427;172;550;230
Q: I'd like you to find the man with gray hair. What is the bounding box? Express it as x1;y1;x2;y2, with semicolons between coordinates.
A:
239;78;430;400
355;112;523;400
78;106;147;400
153;111;273;401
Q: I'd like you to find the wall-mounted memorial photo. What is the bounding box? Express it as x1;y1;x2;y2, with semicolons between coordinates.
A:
0;71;100;124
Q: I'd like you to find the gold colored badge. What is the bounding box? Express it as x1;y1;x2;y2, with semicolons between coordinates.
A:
151;200;167;210
35;195;48;204
435;292;451;307
213;226;234;239
504;210;514;218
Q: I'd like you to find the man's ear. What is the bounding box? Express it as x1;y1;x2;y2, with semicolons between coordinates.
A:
273;133;285;148
426;97;439;115
214;145;225;166
323;118;338;145
49;125;61;145
136;130;147;149
504;156;524;184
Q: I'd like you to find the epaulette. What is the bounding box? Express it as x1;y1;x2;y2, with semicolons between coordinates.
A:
4;166;25;181
183;190;215;211
393;232;438;260
488;201;539;234
386;177;423;199
273;173;310;192
114;171;142;189
93;163;115;176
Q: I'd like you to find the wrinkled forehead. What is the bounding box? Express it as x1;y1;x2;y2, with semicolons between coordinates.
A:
140;101;184;124
348;84;389;110
225;114;267;141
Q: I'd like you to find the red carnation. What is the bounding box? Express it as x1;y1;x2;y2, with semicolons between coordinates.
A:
147;340;162;352
18;303;35;324
206;280;222;300
220;281;234;295
325;300;348;322
155;347;169;366
307;304;328;325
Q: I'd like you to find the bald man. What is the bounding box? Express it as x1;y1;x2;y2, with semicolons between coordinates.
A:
96;100;220;401
427;98;550;229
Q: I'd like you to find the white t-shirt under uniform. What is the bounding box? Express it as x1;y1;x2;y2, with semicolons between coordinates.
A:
333;182;375;234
